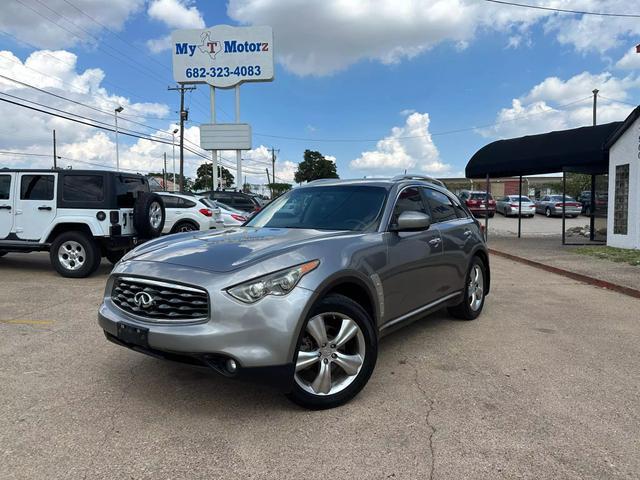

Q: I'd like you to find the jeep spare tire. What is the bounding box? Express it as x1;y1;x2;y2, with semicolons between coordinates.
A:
133;192;165;238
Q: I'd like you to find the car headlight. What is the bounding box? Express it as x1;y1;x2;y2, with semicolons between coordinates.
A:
226;260;320;304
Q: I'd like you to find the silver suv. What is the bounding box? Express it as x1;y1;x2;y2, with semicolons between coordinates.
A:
98;176;490;409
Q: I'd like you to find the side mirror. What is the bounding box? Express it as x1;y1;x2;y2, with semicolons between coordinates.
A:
393;211;431;232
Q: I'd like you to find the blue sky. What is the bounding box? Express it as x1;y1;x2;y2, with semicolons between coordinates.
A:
1;0;639;185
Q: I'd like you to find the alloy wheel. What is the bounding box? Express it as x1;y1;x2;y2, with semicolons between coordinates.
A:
468;264;484;311
149;201;163;229
295;312;366;396
58;241;86;271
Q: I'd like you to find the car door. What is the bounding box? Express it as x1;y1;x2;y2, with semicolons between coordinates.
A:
14;173;57;241
0;173;15;239
381;186;445;323
423;188;478;296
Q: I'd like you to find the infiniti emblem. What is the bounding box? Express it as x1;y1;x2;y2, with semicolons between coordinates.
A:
133;291;154;309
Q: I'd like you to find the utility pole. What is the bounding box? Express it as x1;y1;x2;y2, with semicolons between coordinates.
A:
52;129;57;169
168;85;195;192
114;106;123;171
592;89;599;126
265;168;271;197
268;147;279;188
163;153;167;191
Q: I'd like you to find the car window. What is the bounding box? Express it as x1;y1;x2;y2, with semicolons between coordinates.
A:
450;196;468;219
247;185;387;231
116;176;148;208
423;188;458;223
182;199;196;208
0;174;10;200
20;174;54;200
390;187;427;227
160;196;181;208
62;175;104;202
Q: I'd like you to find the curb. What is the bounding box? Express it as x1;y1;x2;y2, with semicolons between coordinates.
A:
488;248;640;300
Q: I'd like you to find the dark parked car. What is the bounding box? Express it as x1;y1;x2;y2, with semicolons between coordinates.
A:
458;190;496;217
200;190;261;213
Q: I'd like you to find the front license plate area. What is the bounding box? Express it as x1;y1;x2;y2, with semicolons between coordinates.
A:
117;322;149;347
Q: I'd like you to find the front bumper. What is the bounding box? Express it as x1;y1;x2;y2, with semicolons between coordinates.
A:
98;260;315;388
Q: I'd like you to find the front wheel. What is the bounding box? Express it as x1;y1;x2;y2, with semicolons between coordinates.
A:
105;249;125;265
0;251;7;257
50;231;100;278
448;256;487;321
545;207;552;217
286;294;377;410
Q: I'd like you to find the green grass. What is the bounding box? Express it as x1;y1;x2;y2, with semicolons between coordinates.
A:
574;246;640;266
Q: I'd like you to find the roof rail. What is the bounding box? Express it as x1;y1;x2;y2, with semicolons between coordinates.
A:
391;174;445;188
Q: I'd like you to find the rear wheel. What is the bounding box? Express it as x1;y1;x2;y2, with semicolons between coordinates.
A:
545;207;552;217
286;294;377;410
0;251;6;257
50;231;100;278
448;256;487;321
171;221;199;233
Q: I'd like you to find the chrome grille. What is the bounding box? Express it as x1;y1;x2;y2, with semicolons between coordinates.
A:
111;276;209;322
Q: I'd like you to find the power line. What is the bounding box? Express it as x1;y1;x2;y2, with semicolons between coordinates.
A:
598;95;638;107
482;0;640;18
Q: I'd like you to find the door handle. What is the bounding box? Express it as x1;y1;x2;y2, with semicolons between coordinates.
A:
428;238;442;247
463;230;472;237
0;205;11;210
38;206;52;211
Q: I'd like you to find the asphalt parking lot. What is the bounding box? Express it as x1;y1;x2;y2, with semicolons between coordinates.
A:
485;213;589;237
1;253;639;479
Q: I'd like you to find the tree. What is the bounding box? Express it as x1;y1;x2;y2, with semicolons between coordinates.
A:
193;163;234;191
565;173;591;199
294;150;338;183
268;182;292;197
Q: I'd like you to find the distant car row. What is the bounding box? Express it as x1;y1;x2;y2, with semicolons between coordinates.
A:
457;190;583;218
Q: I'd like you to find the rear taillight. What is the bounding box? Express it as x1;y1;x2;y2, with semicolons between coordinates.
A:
231;214;246;222
555;203;563;207
199;208;213;217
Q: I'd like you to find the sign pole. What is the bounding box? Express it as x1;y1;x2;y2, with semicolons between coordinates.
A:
235;85;242;191
209;85;218;190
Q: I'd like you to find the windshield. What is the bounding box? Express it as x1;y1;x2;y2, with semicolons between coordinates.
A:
550;195;575;202
470;193;493;200
510;196;532;202
246;185;387;231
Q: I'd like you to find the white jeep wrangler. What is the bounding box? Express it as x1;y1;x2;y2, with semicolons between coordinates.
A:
0;169;166;278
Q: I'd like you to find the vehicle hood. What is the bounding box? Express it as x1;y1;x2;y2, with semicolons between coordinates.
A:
125;227;349;273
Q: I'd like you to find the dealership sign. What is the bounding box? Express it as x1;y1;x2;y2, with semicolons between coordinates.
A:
171;25;274;88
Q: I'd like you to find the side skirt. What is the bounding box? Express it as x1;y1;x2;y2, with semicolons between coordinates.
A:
378;291;463;337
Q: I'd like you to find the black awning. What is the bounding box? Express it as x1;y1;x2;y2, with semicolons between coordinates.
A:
465;121;623;178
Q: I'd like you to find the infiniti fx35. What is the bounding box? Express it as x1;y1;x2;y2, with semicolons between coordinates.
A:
98;176;490;409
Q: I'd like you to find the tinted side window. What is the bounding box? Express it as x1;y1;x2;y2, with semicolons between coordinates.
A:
161;196;180;208
21;175;54;200
423;189;458;223
182;199;196;208
116;176;148;208
0;175;10;200
450;196;468;219
391;187;427;226
62;175;104;202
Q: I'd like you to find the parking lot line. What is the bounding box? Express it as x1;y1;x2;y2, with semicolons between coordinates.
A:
0;319;55;325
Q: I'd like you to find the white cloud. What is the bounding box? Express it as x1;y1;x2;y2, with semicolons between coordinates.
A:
227;0;640;76
482;71;639;139
239;145;297;185
0;0;144;49
0;48;178;175
615;47;640;70
350;112;450;176
146;0;205;53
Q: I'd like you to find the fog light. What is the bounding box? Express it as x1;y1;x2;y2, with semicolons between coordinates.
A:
226;359;237;373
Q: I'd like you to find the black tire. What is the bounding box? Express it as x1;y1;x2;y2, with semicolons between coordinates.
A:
286;294;378;410
545;207;552;217
584;206;591;217
448;256;487;321
0;251;7;257
171;221;199;234
488;212;495;218
49;231;100;278
133;193;165;239
105;249;125;265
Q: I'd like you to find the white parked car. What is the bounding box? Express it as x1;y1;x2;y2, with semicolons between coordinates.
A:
158;193;223;233
200;198;247;227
